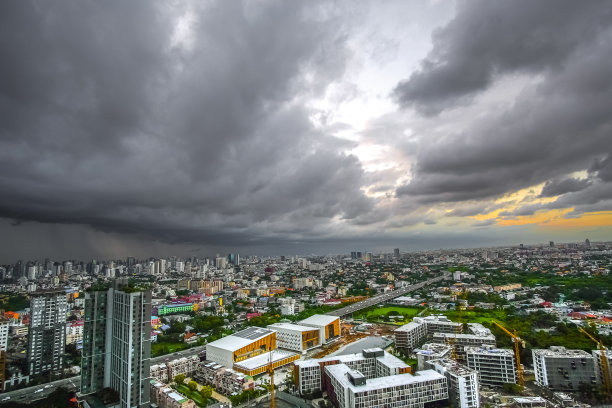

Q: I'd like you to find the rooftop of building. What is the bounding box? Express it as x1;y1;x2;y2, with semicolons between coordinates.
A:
233;349;299;371
159;302;193;308
419;315;461;325
433;332;496;341
233;326;275;340
466;323;492;336
416;343;453;355
464;346;514;356
294;348;405;369
376;353;410;369
206;327;274;352
268;322;320;332
324;364;444;392
394;321;423;332
299;314;339;326
429;358;477;377
533;346;593;358
29;287;66;295
513;397;547;403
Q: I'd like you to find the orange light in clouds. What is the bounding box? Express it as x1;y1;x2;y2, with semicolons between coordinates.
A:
541;211;612;229
496;209;612;228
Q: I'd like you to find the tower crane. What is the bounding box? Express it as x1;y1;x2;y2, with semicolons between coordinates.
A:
268;351;276;408
579;327;611;396
493;321;525;386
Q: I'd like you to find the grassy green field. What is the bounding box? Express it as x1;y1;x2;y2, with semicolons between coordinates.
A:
152;342;190;357
355;304;510;327
441;309;508;325
356;305;422;325
367;306;422;317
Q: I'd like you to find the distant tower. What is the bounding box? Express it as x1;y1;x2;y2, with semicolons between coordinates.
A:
28;288;67;378
394;248;400;258
549;241;554;247
585;238;591;248
228;253;240;266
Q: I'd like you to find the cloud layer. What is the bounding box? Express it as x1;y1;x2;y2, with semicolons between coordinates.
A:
0;0;611;261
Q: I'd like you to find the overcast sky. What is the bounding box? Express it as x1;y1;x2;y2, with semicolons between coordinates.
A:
1;0;611;262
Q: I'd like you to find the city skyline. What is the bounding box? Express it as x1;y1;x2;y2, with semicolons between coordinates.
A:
0;1;611;261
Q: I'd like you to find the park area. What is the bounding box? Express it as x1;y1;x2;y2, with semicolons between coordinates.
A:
355;305;422;325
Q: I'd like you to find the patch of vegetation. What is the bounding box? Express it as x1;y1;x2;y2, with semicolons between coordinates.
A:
0;293;29;311
152;341;190;357
355;305;422;324
173;383;209;407
228;389;266;405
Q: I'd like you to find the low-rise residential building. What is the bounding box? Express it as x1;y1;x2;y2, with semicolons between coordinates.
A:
465;346;517;386
151;363;169;383
167;355;200;380
157;303;198;316
66;320;84;345
533;346;595;391
278;298;305;316
195;360;254;396
150;380;196;408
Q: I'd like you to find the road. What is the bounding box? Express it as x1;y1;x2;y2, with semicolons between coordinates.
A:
0;345;207;404
326;273;449;317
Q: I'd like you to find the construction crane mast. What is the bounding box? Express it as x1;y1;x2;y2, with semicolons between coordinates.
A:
579;327;611;396
493;321;525;386
268;351;276;408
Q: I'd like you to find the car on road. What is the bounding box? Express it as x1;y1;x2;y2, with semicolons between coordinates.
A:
44;384;52;388
1;396;10;401
35;389;44;393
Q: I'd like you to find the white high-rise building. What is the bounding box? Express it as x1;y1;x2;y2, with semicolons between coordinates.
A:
0;319;10;351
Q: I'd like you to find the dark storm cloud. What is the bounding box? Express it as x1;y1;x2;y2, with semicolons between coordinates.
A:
395;0;612;206
500;178;612;218
0;1;374;252
392;0;612;114
539;177;592;198
590;154;612;182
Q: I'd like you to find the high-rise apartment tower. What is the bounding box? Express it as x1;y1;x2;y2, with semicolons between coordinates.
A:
28;288;68;378
81;279;152;408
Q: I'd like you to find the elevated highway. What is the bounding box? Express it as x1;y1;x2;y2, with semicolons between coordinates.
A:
326;273;449;318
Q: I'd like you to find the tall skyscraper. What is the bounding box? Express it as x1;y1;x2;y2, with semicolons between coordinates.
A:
81;279;152;408
394;248;400;258
28;288;68;378
228;253;240;266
